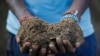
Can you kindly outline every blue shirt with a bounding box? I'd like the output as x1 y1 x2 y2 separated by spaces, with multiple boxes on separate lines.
6 0 94 37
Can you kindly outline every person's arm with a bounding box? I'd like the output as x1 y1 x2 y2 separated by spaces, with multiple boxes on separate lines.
5 0 33 23
65 0 90 19
5 1 49 56
48 0 90 55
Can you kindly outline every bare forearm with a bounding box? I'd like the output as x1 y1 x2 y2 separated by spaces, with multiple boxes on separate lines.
5 0 33 19
65 0 90 19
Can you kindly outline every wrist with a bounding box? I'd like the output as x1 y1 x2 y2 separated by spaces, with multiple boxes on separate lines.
63 10 80 22
64 10 81 19
19 15 34 25
62 14 79 22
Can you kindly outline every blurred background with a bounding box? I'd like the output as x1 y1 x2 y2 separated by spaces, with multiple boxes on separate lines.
0 0 100 56
0 0 8 56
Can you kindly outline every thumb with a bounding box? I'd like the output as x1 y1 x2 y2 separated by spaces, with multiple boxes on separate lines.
16 37 21 44
75 38 84 48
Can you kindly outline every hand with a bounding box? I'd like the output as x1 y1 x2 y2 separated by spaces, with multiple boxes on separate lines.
16 16 84 56
19 15 34 25
29 44 54 56
26 37 84 56
16 36 84 56
48 37 84 55
16 38 48 56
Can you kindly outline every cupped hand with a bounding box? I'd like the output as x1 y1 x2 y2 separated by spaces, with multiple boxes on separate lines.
48 37 84 55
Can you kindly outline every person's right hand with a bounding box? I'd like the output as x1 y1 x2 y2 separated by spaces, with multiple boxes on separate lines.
17 39 48 56
16 16 49 56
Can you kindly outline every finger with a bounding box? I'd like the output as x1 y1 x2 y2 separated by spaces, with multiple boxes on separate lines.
16 37 21 44
56 38 66 53
63 40 75 53
75 38 84 48
49 42 58 53
38 48 47 56
21 42 31 53
30 44 39 56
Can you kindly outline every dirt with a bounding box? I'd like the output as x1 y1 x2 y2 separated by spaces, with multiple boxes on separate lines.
16 17 83 54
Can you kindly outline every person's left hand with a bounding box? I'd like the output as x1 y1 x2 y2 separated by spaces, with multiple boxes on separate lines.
47 37 84 56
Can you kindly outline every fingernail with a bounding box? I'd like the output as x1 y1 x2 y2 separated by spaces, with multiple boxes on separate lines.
32 45 38 47
32 45 39 50
29 48 32 52
16 38 20 43
23 42 31 47
49 43 54 47
63 40 68 45
76 42 80 48
56 37 60 40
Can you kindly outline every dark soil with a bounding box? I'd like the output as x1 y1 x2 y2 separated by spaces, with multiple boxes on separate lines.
16 17 83 54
